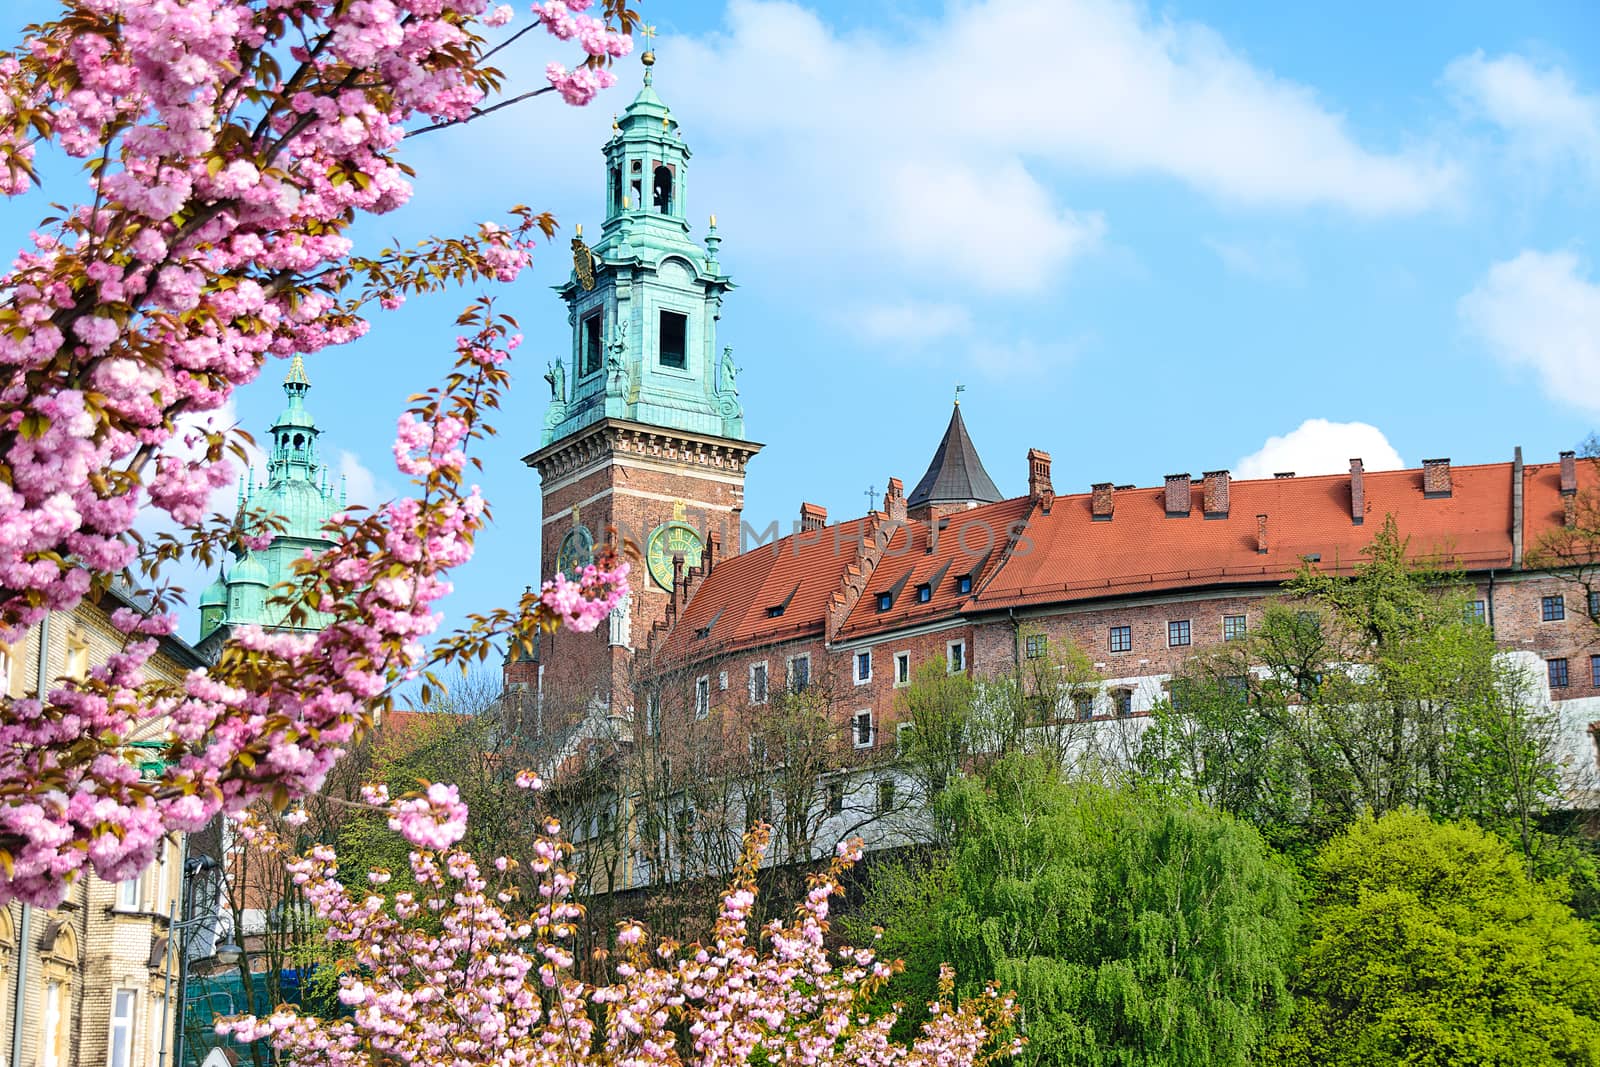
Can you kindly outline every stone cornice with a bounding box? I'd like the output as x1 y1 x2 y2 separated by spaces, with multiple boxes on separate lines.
524 418 763 484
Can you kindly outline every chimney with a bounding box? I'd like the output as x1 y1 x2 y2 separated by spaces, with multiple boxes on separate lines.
1349 458 1365 526
1565 496 1578 529
1164 473 1191 517
1256 514 1269 554
1422 458 1452 498
1202 470 1230 518
1028 449 1053 501
1561 450 1578 496
1091 482 1114 521
799 501 827 532
703 528 719 575
884 477 907 524
1274 472 1295 479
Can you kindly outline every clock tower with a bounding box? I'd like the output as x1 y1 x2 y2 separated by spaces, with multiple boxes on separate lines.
521 53 761 724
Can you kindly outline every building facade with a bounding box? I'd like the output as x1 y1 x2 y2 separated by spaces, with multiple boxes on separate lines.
1 592 209 1067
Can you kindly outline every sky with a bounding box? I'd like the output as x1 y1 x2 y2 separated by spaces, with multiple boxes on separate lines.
3 0 1599 643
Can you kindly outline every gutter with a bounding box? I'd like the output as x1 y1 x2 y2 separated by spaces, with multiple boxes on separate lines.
10 613 50 1067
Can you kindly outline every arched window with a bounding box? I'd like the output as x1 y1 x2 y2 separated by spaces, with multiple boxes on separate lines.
39 919 80 1067
292 433 305 450
652 165 673 214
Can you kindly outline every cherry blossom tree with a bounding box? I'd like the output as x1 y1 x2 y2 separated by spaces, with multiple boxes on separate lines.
0 0 634 907
221 783 1021 1067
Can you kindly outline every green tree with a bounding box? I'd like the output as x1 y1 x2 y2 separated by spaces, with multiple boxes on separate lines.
1136 516 1562 855
868 757 1300 1067
1279 809 1600 1066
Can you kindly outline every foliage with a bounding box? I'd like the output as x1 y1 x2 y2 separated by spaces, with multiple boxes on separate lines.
0 0 634 904
1135 515 1563 855
223 785 1022 1067
1278 809 1600 1066
869 757 1300 1067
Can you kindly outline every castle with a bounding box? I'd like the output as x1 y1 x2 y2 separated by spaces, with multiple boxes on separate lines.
511 61 1599 882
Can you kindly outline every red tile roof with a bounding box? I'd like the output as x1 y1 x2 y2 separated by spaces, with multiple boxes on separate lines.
653 456 1592 664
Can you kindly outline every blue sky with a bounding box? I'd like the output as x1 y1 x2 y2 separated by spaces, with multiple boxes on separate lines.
4 0 1599 642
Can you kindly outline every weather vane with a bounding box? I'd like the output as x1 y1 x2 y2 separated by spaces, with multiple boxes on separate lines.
640 24 657 54
954 383 966 405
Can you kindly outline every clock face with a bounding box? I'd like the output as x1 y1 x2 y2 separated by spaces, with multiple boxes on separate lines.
647 521 704 590
556 524 594 580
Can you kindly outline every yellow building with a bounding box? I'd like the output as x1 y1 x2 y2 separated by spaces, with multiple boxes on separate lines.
1 587 210 1067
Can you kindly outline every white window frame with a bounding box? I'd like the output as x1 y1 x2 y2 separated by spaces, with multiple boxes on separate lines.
41 979 64 1067
65 627 89 681
694 676 710 719
109 988 137 1067
896 721 913 755
946 640 966 674
852 709 873 749
893 651 911 687
718 670 728 691
116 876 141 912
854 649 872 686
787 653 811 691
0 642 10 696
748 661 769 705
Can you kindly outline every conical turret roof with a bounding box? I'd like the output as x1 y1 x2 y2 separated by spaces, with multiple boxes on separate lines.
907 403 1002 509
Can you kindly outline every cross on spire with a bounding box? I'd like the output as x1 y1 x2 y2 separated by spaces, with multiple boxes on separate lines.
864 485 878 511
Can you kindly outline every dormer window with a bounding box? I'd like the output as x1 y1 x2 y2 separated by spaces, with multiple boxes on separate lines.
957 575 973 594
658 310 687 369
652 164 673 214
767 604 785 618
916 584 931 603
877 592 892 612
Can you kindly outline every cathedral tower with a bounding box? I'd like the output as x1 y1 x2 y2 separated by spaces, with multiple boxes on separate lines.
198 356 343 643
523 53 761 718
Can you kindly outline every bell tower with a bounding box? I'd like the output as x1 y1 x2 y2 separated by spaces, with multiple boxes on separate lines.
522 52 761 724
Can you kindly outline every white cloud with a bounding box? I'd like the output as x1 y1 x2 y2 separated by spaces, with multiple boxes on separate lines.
1444 51 1600 172
1235 419 1404 479
336 449 390 509
854 301 972 346
1459 250 1600 414
1204 237 1303 284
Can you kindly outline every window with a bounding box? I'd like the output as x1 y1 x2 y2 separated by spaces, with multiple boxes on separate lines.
1542 595 1566 622
65 628 89 680
1223 614 1247 641
652 165 673 214
1223 675 1250 702
749 662 768 705
117 877 140 911
658 309 687 369
896 721 913 755
1467 599 1487 624
916 583 932 603
788 654 811 691
109 989 137 1067
609 164 622 214
1593 655 1600 689
1168 620 1191 647
1072 692 1094 720
876 592 892 612
826 780 844 815
894 651 911 687
694 676 710 719
580 311 602 377
947 640 966 673
41 980 64 1067
644 691 660 737
876 778 896 814
855 650 872 684
1112 688 1133 717
1025 634 1046 659
1549 658 1570 689
1590 590 1600 620
1109 626 1132 653
718 671 728 691
853 709 873 748
0 641 10 695
957 575 973 595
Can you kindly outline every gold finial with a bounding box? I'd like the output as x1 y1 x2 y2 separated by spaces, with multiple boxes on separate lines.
954 383 966 406
640 24 656 65
575 223 582 237
622 195 630 209
709 213 717 228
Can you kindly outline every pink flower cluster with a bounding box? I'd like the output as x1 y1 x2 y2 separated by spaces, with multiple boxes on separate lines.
220 795 1021 1067
0 0 631 906
539 558 630 633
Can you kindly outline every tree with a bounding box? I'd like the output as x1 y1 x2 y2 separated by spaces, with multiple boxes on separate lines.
219 783 1021 1067
1136 516 1563 855
867 756 1300 1067
0 0 634 904
1279 809 1600 1067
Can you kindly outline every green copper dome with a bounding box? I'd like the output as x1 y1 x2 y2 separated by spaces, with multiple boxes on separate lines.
199 357 343 643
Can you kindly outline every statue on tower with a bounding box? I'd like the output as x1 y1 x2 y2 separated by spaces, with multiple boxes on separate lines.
717 345 740 397
605 333 628 399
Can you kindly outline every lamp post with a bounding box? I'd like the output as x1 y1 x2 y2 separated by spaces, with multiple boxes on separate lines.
156 858 241 1067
